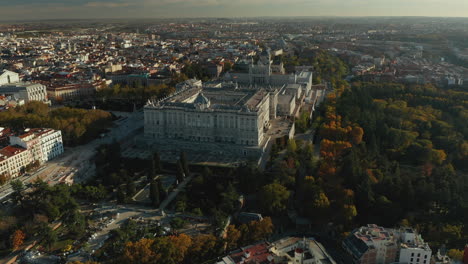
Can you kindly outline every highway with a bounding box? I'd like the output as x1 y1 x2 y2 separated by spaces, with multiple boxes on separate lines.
0 110 144 201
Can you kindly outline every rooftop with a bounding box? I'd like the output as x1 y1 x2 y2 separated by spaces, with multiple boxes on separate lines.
0 145 26 162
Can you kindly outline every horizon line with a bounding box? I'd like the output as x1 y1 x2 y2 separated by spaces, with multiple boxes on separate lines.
2 15 468 23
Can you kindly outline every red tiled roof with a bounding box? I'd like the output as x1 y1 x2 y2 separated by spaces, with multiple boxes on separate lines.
0 145 26 158
229 243 273 264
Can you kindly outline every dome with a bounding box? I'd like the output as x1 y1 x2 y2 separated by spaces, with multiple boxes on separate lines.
194 92 210 106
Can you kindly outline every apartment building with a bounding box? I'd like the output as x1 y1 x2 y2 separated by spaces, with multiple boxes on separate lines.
0 128 63 179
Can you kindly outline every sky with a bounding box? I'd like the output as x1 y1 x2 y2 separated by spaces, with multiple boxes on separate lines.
0 0 468 20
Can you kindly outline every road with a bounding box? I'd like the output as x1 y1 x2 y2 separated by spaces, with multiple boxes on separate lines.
0 110 144 201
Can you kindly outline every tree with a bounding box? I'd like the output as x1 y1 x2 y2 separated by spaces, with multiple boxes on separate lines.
287 139 297 153
176 160 185 184
312 192 331 209
187 234 218 263
122 238 155 264
342 204 357 222
225 225 241 250
350 126 364 145
168 234 192 263
11 229 26 250
148 158 156 181
157 178 167 201
10 179 24 205
0 173 9 186
43 227 57 251
69 262 100 264
66 210 86 236
258 183 290 215
126 179 136 198
180 152 190 177
149 180 160 207
247 217 274 242
170 217 187 229
447 249 464 261
154 152 162 173
117 186 127 203
175 200 187 212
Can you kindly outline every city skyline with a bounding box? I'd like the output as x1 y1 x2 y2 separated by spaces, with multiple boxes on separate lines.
1 0 468 20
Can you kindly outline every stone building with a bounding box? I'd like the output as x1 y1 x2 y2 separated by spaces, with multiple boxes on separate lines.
145 84 271 157
143 52 313 160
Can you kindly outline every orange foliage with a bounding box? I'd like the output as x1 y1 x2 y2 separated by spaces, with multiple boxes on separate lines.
321 139 352 158
350 126 364 145
11 229 26 251
318 162 337 177
168 233 192 262
122 238 155 264
367 169 378 184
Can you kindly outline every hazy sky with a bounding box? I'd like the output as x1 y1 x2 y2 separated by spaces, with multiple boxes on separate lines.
1 0 468 20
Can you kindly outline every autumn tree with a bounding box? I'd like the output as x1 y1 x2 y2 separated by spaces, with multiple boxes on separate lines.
350 126 364 145
11 229 26 250
186 234 219 263
225 225 241 250
247 217 274 243
0 173 9 186
166 234 192 264
122 238 156 264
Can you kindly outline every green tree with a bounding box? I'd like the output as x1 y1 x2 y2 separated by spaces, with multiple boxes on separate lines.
258 183 290 215
117 186 127 203
287 139 297 153
186 234 219 264
157 179 167 201
154 152 162 173
10 179 24 205
126 179 136 198
180 152 190 177
149 180 160 207
176 160 185 184
447 249 464 261
43 226 57 251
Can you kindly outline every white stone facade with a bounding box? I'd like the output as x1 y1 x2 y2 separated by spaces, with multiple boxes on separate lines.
0 70 20 85
397 229 432 264
0 128 64 179
0 146 33 178
144 57 313 159
145 88 270 148
0 83 49 103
